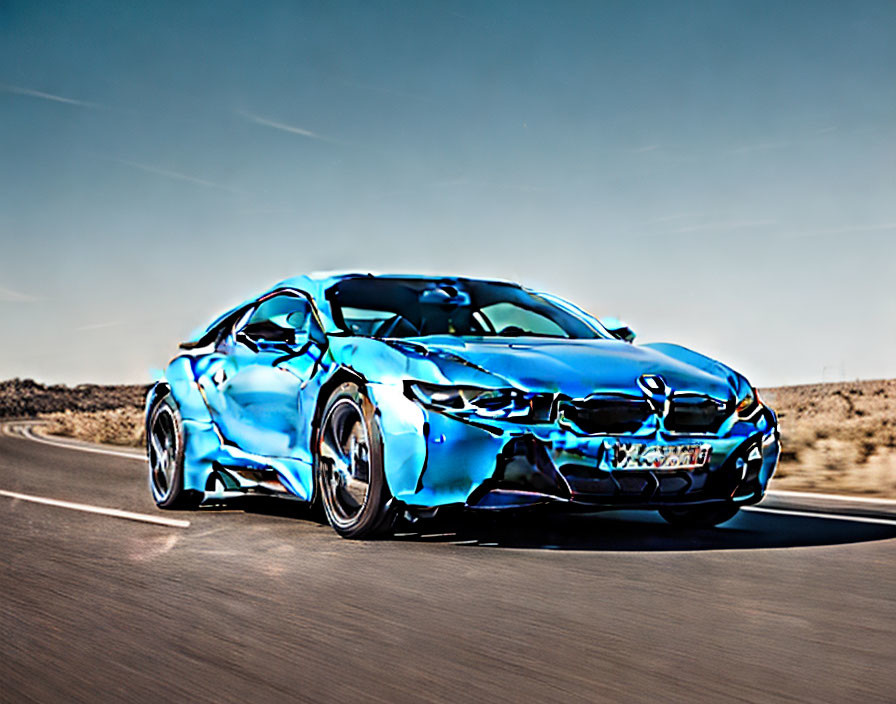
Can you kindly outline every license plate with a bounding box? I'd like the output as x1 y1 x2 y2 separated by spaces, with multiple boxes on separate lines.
609 442 711 471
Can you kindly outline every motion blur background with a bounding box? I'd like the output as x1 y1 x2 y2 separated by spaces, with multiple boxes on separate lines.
1 0 894 385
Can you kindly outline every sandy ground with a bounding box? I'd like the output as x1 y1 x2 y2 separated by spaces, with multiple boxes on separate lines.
39 407 146 448
4 377 895 498
761 379 896 497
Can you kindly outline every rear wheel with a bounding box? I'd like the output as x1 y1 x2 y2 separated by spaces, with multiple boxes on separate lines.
316 382 395 539
659 503 739 528
147 394 200 509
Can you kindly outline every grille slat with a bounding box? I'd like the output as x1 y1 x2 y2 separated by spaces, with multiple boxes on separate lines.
664 395 731 433
559 391 732 436
559 395 653 435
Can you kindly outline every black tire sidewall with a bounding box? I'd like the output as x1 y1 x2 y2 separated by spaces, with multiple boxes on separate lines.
148 394 192 509
316 382 392 538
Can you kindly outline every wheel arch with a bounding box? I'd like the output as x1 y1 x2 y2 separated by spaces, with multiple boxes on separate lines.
144 381 172 440
310 366 368 450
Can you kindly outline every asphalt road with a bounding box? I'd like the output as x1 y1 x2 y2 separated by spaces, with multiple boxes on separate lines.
2 423 895 703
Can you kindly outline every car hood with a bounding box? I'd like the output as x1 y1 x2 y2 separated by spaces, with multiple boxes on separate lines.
363 336 746 401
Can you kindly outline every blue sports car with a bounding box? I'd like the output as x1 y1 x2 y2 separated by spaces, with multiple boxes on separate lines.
146 273 780 538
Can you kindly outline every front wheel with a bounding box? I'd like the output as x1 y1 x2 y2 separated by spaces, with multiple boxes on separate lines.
316 382 396 539
658 503 739 528
147 394 200 509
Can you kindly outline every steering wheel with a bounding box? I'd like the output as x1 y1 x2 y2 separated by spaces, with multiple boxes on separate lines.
373 315 420 338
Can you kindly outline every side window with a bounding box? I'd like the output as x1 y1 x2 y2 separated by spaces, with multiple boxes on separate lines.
238 293 312 345
478 302 568 338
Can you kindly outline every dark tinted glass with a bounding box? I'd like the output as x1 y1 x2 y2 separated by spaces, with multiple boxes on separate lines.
326 277 601 340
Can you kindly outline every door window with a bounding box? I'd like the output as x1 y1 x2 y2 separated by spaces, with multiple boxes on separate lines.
239 293 312 345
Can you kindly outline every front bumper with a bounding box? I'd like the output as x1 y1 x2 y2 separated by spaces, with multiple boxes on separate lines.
372 383 780 511
465 427 779 510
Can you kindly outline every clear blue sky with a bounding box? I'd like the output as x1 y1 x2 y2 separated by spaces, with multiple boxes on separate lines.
1 0 893 386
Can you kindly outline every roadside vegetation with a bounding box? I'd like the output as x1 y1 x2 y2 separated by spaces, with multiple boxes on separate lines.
39 408 145 448
762 379 896 496
0 378 147 448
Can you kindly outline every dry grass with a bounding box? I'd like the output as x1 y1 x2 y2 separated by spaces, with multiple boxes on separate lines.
0 377 147 449
39 408 145 448
761 379 896 497
0 378 148 417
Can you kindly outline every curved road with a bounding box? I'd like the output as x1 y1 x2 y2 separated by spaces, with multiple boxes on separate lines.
2 423 895 703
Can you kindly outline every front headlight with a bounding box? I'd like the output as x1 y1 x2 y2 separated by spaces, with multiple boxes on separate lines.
404 382 535 420
735 385 762 419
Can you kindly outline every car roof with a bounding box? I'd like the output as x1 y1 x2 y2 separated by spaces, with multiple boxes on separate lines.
275 271 517 292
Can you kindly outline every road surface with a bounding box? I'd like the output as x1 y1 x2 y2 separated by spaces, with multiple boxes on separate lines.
2 422 895 703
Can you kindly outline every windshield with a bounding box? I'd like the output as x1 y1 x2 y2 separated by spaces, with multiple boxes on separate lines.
326 277 604 340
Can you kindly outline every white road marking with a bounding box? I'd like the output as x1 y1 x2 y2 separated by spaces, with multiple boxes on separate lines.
743 506 896 526
0 489 190 528
18 424 145 461
767 489 896 506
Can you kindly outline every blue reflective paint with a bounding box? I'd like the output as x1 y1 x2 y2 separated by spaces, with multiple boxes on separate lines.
149 272 779 510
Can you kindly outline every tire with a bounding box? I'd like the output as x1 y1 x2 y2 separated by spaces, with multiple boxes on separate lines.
315 382 395 539
147 394 200 509
658 503 739 528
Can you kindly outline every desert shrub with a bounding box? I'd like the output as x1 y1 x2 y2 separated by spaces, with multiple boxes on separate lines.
762 378 896 496
40 408 145 448
0 378 149 417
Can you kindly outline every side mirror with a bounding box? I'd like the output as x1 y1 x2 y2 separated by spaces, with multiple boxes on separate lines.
601 317 636 343
255 338 293 354
239 321 296 346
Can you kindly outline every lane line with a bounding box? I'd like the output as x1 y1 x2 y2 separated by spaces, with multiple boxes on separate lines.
767 489 896 506
743 506 896 527
0 489 190 528
419 533 459 539
18 425 145 461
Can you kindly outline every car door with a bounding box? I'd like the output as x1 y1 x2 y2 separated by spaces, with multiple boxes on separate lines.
200 290 324 461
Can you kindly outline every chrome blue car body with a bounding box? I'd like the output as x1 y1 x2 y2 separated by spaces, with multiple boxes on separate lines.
146 273 779 521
